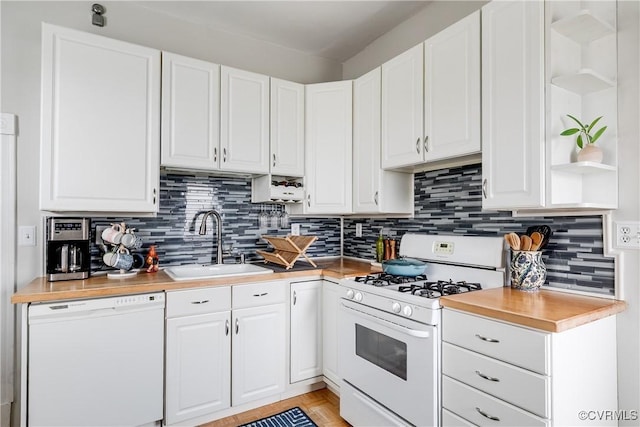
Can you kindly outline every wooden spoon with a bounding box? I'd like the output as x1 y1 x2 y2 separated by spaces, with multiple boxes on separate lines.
520 234 532 251
530 231 543 251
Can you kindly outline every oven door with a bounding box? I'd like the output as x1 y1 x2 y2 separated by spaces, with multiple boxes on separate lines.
339 299 439 427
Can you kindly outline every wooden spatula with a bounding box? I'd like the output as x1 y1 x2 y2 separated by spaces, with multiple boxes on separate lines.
530 231 543 251
505 232 520 251
520 234 532 251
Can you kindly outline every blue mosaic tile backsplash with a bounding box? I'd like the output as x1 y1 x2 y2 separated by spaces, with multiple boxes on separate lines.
90 171 341 272
91 164 615 296
343 164 615 296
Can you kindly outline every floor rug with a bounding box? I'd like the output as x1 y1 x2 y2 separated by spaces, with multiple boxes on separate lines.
238 406 318 427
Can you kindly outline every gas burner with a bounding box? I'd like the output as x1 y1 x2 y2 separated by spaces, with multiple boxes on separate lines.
397 280 482 299
355 273 428 287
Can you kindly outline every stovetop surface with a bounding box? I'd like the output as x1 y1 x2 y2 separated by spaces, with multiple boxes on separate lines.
354 273 482 299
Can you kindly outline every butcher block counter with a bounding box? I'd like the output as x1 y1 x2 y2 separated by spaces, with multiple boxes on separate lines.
12 258 378 304
440 286 626 333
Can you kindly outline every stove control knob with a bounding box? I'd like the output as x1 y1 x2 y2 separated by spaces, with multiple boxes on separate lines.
354 292 363 302
403 305 413 317
391 302 401 313
346 289 355 300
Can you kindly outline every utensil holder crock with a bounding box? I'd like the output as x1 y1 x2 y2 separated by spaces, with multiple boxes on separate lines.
510 251 546 291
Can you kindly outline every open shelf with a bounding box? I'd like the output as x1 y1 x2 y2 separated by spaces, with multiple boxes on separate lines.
551 161 617 175
551 69 615 95
551 10 615 44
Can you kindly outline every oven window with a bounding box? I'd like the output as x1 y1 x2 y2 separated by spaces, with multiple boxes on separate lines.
355 324 407 380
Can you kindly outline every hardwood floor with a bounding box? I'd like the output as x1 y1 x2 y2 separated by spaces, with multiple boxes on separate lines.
202 388 350 427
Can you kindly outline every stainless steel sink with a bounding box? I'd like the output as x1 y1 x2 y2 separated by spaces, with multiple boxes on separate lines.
164 263 273 281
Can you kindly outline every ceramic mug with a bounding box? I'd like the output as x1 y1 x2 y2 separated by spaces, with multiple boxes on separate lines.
103 249 133 270
101 224 123 245
121 233 142 250
510 251 546 291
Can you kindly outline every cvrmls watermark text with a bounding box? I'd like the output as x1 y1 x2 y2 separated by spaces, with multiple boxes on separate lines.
578 410 638 421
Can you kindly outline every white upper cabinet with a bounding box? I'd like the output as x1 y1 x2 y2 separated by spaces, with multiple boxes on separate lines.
270 78 305 177
381 44 424 169
220 66 270 174
353 67 413 214
40 24 160 213
303 81 353 214
481 0 545 210
161 52 220 170
424 11 480 162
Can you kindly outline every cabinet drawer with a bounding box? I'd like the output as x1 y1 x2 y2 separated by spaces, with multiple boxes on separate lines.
443 309 549 374
166 286 231 318
442 408 476 427
443 343 550 418
232 281 286 309
443 376 549 427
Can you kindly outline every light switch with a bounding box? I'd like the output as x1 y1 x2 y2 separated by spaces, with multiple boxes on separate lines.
18 225 37 246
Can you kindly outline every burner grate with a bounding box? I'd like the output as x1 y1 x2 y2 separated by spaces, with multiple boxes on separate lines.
398 279 482 299
355 273 428 287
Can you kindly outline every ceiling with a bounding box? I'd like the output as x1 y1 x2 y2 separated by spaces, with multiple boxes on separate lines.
136 1 431 62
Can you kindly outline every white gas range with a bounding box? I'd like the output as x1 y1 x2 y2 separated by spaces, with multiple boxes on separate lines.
338 233 507 427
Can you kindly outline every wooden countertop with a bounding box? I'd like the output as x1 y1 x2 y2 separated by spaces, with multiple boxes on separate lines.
12 258 380 304
440 287 627 333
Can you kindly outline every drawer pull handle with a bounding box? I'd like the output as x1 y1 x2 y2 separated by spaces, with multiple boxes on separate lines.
415 137 420 154
225 319 229 336
235 318 239 335
475 370 500 382
190 300 210 305
476 407 500 422
475 333 500 343
293 291 297 305
252 292 268 297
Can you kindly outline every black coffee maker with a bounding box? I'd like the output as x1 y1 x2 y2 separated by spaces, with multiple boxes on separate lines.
46 218 91 281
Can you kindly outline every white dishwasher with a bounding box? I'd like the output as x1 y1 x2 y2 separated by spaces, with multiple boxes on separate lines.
28 292 165 427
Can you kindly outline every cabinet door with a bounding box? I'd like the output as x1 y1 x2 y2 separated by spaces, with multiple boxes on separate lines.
381 44 424 169
353 68 414 214
220 66 270 174
481 1 545 209
353 68 382 213
165 311 231 425
271 78 304 176
322 280 342 385
305 81 353 214
290 281 323 383
424 11 480 162
161 52 220 170
232 303 286 406
40 24 160 213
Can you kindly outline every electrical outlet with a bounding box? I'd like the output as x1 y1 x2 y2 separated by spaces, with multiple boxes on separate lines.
615 221 640 249
355 223 363 237
18 225 37 246
291 223 301 236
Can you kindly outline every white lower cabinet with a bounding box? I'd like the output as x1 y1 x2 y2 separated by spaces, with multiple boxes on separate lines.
322 279 341 386
232 281 287 406
290 280 323 383
442 309 618 427
165 287 232 426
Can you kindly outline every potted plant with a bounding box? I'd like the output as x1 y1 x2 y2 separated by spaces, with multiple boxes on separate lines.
560 115 607 163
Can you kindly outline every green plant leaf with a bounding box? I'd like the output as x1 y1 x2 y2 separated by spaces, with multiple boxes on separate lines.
560 128 580 136
590 126 608 144
567 114 587 131
587 116 603 133
577 134 584 149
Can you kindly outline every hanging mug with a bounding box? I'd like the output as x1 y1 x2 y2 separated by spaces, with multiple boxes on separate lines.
101 223 123 245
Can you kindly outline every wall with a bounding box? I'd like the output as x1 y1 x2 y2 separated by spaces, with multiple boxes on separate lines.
344 164 615 296
90 172 341 272
342 0 488 80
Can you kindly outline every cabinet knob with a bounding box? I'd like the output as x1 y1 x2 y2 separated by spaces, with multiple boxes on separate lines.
482 179 488 199
152 188 157 205
374 191 379 205
475 370 500 382
225 319 229 336
424 136 430 152
223 148 227 163
307 194 311 208
273 154 276 167
214 147 218 163
475 333 500 343
415 137 421 154
475 407 500 422
235 318 239 335
293 291 297 305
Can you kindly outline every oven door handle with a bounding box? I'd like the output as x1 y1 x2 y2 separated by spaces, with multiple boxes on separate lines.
341 302 431 339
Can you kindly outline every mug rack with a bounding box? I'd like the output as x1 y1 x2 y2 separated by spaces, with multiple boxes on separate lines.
101 221 141 279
